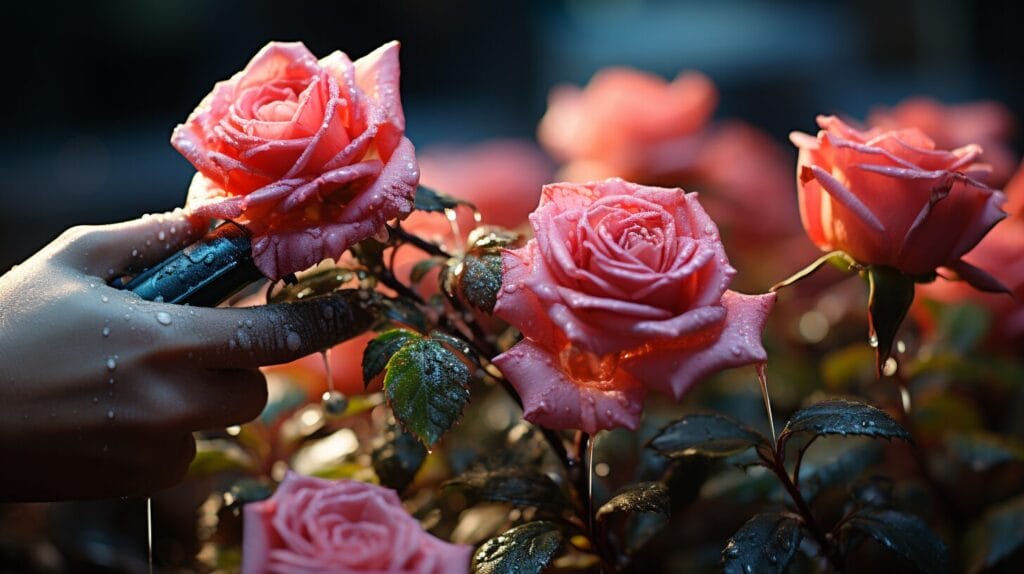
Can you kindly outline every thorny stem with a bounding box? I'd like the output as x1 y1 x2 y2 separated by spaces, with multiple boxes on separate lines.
389 223 453 259
763 445 843 572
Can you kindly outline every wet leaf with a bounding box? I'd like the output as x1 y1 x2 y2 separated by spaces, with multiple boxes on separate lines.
649 413 768 458
596 482 670 521
457 253 503 313
840 508 950 574
362 329 421 388
409 257 445 284
946 431 1024 473
372 423 428 493
722 513 803 574
780 399 910 446
385 338 471 447
472 521 563 574
798 439 884 501
444 468 569 512
866 265 916 377
415 185 474 213
966 494 1024 573
376 295 429 333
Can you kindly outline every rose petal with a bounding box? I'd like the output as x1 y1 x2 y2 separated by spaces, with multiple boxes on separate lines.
623 291 775 400
493 339 645 433
354 41 404 160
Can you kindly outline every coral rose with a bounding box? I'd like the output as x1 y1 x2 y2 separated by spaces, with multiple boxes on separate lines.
790 115 1007 282
493 179 775 433
172 41 419 280
868 97 1017 186
538 68 716 184
243 472 471 574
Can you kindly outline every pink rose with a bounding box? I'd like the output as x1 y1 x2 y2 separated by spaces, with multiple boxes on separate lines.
790 115 1007 281
493 179 775 433
418 139 553 230
172 41 419 280
868 97 1017 186
243 472 470 574
538 69 716 183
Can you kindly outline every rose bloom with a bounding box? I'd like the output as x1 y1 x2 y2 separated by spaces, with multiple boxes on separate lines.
243 472 471 574
172 41 419 280
790 115 1007 282
493 179 775 433
538 68 716 184
868 97 1017 186
917 163 1024 345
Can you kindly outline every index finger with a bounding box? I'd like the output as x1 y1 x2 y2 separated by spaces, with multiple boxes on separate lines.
184 290 377 368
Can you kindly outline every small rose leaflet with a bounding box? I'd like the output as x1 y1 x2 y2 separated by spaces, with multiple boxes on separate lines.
493 178 775 433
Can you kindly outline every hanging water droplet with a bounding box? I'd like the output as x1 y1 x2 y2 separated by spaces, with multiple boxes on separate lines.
322 391 349 415
868 332 879 348
882 357 898 377
155 312 172 326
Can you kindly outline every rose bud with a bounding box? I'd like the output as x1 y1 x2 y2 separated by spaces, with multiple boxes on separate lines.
790 115 1007 283
243 472 471 574
492 179 775 433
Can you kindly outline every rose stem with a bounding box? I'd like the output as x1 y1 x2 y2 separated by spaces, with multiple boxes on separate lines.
763 443 843 571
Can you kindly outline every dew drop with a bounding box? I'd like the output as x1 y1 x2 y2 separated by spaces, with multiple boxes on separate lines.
155 312 172 326
322 391 349 415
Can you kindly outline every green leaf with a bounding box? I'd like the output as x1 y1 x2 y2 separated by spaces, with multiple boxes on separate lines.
457 253 503 313
372 423 428 493
966 494 1024 573
771 250 855 292
414 185 474 213
722 513 803 574
472 521 563 574
946 431 1024 473
780 399 911 446
596 482 670 521
840 509 950 574
409 257 445 285
649 413 768 458
384 338 471 446
444 468 569 512
799 439 884 501
376 295 429 333
362 329 421 388
866 265 916 377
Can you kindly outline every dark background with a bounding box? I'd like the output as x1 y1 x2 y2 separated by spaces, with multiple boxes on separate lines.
1 0 1022 271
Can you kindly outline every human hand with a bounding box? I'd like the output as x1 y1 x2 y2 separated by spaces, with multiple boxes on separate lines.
0 211 373 501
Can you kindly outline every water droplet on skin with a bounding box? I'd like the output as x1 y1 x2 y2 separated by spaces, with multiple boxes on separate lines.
102 326 110 337
157 231 166 241
286 331 302 351
106 409 115 420
155 312 172 326
106 357 117 371
108 377 115 385
101 295 109 303
154 295 164 303
131 249 139 257
244 319 253 328
92 396 99 404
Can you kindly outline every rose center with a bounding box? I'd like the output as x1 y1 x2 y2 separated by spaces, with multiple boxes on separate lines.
559 345 620 386
255 98 299 122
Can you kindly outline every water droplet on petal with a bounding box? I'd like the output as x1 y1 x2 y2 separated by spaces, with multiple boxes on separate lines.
155 312 172 326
